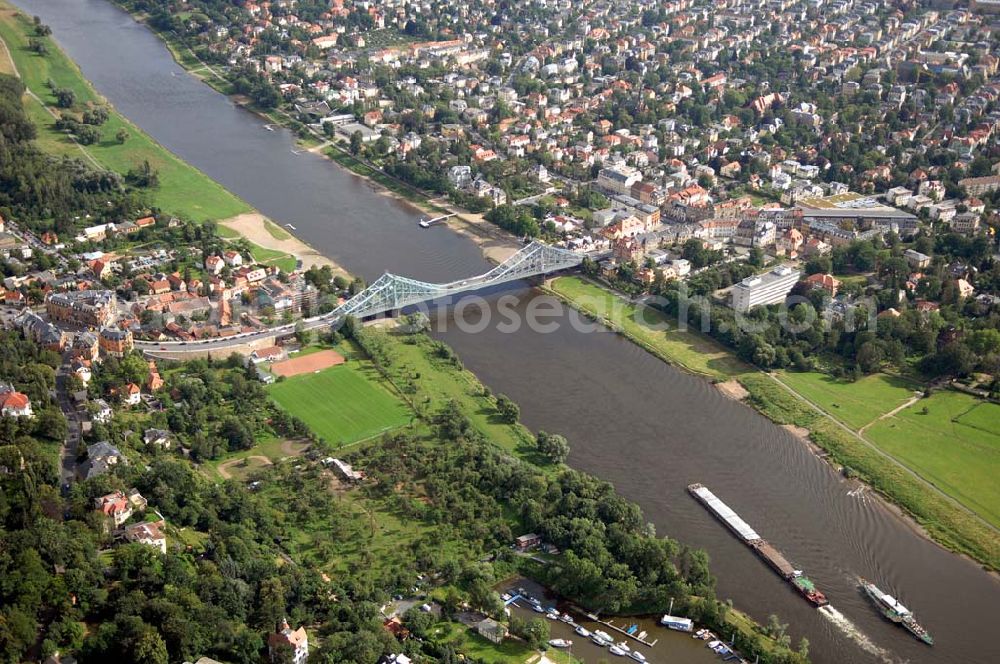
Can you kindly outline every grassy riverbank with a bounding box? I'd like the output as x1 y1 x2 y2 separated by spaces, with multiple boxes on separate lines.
0 3 250 221
548 276 1000 571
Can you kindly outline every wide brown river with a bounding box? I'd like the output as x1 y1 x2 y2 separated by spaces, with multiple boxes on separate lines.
14 2 1000 662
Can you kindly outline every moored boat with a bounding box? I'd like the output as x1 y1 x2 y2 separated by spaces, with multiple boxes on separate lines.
574 625 591 637
548 638 572 648
660 614 694 632
609 645 626 656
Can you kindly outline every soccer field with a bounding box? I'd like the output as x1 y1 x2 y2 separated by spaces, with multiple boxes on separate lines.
268 362 411 445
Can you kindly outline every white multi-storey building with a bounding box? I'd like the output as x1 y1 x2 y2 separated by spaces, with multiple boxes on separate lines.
731 266 801 313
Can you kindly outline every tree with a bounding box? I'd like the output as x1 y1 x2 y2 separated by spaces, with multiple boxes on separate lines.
495 394 519 423
517 618 549 649
294 321 311 346
54 88 76 108
536 430 570 464
116 128 129 144
349 130 363 155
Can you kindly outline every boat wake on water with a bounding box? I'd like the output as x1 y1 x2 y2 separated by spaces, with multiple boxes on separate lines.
818 605 893 663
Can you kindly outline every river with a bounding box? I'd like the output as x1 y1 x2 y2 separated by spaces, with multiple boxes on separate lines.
13 2 1000 663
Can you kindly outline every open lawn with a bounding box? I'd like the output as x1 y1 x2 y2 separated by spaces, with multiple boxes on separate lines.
866 391 1000 529
268 361 411 446
548 276 751 379
430 621 538 664
203 436 310 480
0 4 250 221
249 244 297 273
776 371 920 430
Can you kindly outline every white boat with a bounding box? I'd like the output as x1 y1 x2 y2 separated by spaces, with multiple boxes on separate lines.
593 630 613 643
501 593 512 601
609 645 627 656
532 604 545 613
707 640 722 649
628 651 647 662
545 612 559 620
615 641 631 652
559 613 575 623
591 634 611 647
418 219 431 228
548 639 572 648
574 626 591 637
660 614 694 632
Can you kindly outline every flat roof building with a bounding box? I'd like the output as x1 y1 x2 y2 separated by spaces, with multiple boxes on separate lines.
731 265 801 313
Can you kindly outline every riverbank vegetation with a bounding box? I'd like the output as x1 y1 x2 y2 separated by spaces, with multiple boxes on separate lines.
0 3 250 222
548 275 1000 571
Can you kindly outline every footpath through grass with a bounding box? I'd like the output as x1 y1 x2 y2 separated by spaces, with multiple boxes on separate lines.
0 4 250 222
776 371 920 430
267 357 411 446
548 276 751 379
866 391 1000 529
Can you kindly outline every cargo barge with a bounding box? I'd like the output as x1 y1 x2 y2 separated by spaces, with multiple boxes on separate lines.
688 483 828 607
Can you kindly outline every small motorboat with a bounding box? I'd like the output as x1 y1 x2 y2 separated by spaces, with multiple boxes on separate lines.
548 639 572 648
628 651 647 662
591 633 611 647
574 626 591 637
532 604 545 613
559 613 575 624
609 645 627 656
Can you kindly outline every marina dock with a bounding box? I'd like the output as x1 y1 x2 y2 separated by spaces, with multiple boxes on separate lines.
583 612 658 647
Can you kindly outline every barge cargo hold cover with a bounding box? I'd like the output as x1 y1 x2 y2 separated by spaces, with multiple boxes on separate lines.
688 484 760 542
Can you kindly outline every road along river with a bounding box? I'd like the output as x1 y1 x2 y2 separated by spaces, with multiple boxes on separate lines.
14 2 1000 663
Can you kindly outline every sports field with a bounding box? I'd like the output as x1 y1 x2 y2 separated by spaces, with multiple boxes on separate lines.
268 362 410 445
866 391 1000 528
270 348 344 377
776 371 919 430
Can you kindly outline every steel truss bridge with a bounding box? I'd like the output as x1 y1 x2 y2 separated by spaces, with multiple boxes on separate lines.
136 241 585 354
333 240 583 319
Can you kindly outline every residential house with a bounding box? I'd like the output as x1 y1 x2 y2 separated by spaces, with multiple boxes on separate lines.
94 491 133 527
99 327 134 358
268 620 308 664
0 384 32 418
476 618 507 645
143 428 172 449
84 441 126 480
123 383 141 406
805 273 841 296
124 520 167 554
205 255 224 275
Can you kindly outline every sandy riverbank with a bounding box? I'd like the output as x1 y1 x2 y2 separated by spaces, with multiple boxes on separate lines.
220 212 347 275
